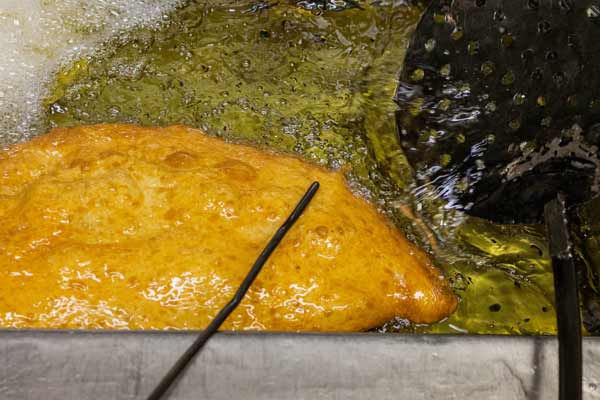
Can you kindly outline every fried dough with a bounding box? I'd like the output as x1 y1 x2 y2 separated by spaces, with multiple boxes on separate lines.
0 124 456 331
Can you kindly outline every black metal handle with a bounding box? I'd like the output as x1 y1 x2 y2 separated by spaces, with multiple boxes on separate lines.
145 181 320 400
544 194 582 400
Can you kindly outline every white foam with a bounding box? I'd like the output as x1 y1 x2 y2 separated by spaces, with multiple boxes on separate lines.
0 0 184 145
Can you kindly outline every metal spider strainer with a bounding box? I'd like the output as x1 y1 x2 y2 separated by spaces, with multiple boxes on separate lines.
396 1 600 399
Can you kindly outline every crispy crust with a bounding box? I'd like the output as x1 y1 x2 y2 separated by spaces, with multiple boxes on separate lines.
0 124 456 331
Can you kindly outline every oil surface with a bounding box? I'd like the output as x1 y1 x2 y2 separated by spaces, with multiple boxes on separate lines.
35 0 600 334
0 0 184 143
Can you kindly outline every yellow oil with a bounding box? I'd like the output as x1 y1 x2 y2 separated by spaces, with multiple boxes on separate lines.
41 0 599 335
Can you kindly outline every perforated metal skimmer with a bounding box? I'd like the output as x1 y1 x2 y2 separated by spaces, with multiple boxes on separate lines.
396 0 600 224
396 1 600 399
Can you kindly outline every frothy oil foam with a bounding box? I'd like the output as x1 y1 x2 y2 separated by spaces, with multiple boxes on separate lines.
0 0 184 145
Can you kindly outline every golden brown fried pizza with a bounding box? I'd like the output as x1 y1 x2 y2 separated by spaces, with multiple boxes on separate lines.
0 124 456 331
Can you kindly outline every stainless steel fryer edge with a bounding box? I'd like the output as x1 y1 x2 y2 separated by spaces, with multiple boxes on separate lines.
1 330 599 400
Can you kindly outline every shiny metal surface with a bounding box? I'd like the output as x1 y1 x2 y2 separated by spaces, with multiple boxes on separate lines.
1 330 600 400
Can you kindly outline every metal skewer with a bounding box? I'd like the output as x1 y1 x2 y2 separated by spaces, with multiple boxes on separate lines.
145 181 320 400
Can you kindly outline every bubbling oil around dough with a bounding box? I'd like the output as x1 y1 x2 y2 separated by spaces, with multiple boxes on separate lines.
0 0 184 145
2 0 574 335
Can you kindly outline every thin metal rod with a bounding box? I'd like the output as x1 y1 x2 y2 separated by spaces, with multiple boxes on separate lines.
544 194 582 400
145 181 320 400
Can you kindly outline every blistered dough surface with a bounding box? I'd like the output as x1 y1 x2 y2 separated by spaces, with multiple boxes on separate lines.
0 124 456 331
